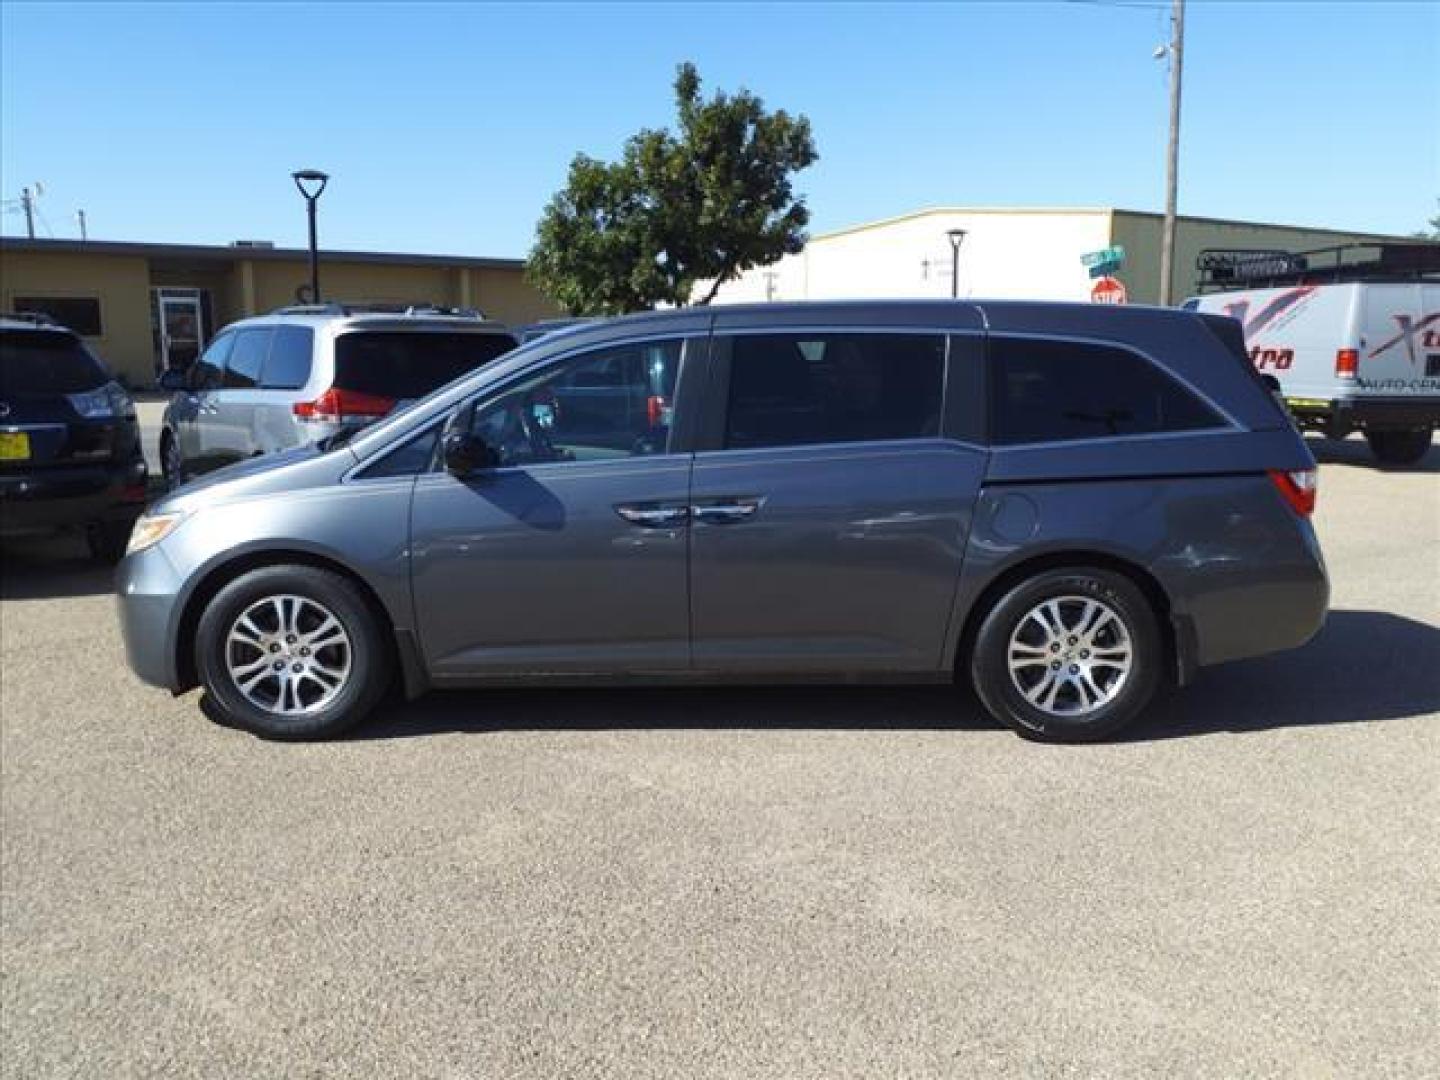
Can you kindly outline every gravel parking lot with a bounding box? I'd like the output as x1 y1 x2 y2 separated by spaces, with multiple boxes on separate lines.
2 432 1437 1078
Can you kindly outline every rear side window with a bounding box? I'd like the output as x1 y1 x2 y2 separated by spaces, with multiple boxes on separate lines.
990 337 1226 445
262 326 314 390
224 328 272 389
334 331 517 401
723 332 945 450
0 330 109 393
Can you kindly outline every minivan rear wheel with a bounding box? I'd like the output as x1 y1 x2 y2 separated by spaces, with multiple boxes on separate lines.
195 565 392 740
1365 427 1433 467
970 568 1162 742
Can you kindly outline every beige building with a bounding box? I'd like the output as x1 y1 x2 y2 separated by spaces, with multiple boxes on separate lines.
0 238 558 385
707 207 1404 307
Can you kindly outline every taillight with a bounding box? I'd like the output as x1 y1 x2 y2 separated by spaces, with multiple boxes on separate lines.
646 394 671 428
1269 468 1317 516
293 387 395 423
1335 348 1358 379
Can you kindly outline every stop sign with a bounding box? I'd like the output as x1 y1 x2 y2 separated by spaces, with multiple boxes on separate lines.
1091 276 1128 304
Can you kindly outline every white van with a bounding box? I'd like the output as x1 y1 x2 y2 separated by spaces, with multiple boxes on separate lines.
1185 244 1439 465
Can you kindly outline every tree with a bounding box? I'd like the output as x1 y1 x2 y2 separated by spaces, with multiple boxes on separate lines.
1412 198 1440 240
527 63 818 315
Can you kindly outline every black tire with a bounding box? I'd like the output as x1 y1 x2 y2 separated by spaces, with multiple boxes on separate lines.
160 430 184 490
1365 427 1433 467
969 567 1163 743
195 564 392 740
86 521 131 564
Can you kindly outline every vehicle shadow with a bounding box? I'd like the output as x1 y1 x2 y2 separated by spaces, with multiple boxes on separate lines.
0 536 114 600
1306 432 1440 473
345 609 1438 743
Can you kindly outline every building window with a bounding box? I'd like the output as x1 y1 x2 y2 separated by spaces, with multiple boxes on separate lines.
12 296 104 337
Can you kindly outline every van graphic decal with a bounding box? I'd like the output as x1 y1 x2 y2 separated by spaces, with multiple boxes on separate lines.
1366 312 1440 366
1223 285 1318 339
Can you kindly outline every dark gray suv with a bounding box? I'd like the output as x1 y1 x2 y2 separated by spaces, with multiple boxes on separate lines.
117 301 1328 743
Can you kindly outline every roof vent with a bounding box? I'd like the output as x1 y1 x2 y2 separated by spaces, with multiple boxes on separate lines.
229 240 276 249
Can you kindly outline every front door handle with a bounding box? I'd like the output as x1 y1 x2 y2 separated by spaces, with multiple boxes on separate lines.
692 497 765 525
615 502 690 528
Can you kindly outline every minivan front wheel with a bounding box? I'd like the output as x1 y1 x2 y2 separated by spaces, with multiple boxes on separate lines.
970 568 1162 742
195 565 392 740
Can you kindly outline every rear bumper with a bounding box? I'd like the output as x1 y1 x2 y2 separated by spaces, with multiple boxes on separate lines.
1186 515 1329 670
115 541 185 690
1288 395 1440 432
0 458 148 537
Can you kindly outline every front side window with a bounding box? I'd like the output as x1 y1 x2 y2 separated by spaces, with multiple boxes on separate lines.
468 338 683 467
189 333 233 391
223 328 272 389
991 337 1226 445
261 326 315 390
723 332 945 450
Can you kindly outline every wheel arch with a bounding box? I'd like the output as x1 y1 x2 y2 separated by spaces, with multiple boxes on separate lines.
953 550 1187 685
173 548 422 696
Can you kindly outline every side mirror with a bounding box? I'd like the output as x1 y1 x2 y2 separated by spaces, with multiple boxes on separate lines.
442 430 500 475
158 368 188 392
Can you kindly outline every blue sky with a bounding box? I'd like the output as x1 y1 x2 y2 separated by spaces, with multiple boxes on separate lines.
3 1 1436 257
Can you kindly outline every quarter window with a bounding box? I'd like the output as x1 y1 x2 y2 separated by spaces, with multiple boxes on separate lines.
723 332 945 450
468 339 683 466
261 326 315 389
223 329 272 389
990 337 1226 445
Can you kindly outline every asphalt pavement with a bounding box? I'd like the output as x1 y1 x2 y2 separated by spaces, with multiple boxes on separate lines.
1 433 1437 1078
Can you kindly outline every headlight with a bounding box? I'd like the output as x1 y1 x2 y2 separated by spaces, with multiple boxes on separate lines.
67 381 135 419
126 511 186 555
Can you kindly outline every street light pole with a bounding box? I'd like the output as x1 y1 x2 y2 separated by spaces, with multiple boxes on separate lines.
1158 0 1185 306
290 169 330 304
946 228 968 299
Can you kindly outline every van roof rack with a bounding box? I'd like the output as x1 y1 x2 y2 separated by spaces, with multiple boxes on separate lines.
267 301 488 319
1195 241 1440 293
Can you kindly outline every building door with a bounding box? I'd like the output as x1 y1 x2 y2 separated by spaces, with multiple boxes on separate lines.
156 290 206 374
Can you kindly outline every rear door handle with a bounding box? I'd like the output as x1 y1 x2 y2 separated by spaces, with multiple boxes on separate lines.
615 502 690 528
692 497 765 525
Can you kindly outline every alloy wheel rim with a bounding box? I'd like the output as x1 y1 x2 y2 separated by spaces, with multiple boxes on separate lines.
225 594 352 716
1006 595 1133 717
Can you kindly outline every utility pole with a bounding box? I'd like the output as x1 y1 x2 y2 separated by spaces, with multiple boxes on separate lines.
21 187 35 239
1158 0 1185 306
77 209 88 241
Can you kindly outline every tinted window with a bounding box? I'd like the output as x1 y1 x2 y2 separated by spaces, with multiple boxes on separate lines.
0 330 109 393
262 326 314 390
190 333 232 390
335 331 517 401
12 297 103 337
723 332 944 450
356 427 440 479
991 337 1226 445
470 339 683 466
224 329 272 389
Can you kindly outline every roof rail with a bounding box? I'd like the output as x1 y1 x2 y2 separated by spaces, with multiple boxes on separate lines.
1195 241 1440 292
266 301 488 319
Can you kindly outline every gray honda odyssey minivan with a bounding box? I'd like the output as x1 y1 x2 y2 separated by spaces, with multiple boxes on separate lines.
117 301 1328 743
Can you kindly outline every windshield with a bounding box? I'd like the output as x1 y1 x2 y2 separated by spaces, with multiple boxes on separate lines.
0 330 111 394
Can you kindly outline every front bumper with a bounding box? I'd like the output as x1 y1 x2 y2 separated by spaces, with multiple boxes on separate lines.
0 458 148 537
115 540 186 690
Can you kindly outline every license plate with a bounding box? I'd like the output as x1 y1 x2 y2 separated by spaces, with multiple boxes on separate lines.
0 432 30 461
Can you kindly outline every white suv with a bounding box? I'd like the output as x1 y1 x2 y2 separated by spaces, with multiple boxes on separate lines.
159 304 517 486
